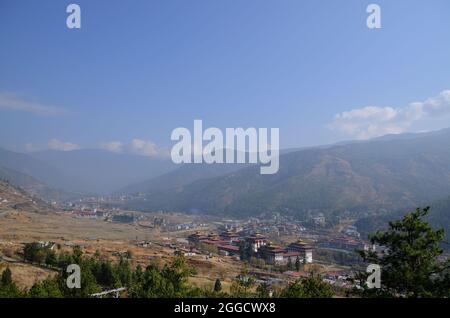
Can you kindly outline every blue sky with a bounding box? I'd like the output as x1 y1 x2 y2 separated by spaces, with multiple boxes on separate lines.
1 0 450 154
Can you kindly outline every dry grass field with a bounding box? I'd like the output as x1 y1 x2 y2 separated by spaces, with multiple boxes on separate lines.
0 206 243 290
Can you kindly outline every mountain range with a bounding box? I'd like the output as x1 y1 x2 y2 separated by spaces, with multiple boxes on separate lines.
1 129 450 225
0 166 74 202
30 149 176 194
355 196 450 243
0 148 178 196
119 128 450 220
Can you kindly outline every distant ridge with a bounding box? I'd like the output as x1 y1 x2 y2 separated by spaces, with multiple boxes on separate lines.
121 128 450 220
30 149 176 194
0 166 76 202
0 147 80 193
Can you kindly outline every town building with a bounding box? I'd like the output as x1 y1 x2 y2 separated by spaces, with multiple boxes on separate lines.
187 232 209 244
219 230 240 244
319 236 365 251
286 240 313 263
258 244 286 265
245 233 268 253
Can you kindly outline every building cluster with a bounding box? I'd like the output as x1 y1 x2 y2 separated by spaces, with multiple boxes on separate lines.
187 230 240 256
225 214 308 237
68 207 110 220
318 235 371 251
254 236 313 265
144 216 210 232
36 241 57 250
322 270 358 289
188 230 313 266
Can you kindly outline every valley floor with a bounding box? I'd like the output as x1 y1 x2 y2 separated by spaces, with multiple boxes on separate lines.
0 209 245 291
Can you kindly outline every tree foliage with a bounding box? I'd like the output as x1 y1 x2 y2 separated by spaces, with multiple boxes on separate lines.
0 267 22 298
279 274 334 298
358 207 450 297
214 278 222 292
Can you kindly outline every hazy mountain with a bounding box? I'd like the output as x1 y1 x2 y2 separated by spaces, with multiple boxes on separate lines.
117 148 262 195
0 147 78 192
355 197 450 245
0 147 177 196
30 149 176 194
118 148 307 195
119 163 250 195
0 167 76 202
123 129 450 219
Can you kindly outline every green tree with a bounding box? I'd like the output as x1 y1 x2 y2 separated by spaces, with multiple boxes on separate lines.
0 267 22 298
23 242 41 262
116 257 132 287
1 267 13 285
280 274 333 298
162 255 194 296
214 278 222 292
295 256 301 272
129 255 197 298
97 261 120 288
230 266 254 297
45 250 58 267
358 207 450 298
256 282 272 298
238 240 253 261
60 263 101 297
72 246 83 264
28 278 63 298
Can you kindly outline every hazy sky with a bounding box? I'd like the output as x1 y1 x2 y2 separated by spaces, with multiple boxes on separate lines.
1 0 450 155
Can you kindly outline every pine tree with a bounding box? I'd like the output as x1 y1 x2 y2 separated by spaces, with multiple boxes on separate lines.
0 267 21 298
28 278 63 298
1 267 13 285
358 207 450 298
214 278 222 292
280 274 333 298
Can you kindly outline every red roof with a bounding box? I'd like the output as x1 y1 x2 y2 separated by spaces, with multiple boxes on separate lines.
201 240 230 246
218 245 240 252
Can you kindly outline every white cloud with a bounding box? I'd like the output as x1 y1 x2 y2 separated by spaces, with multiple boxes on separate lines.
26 138 168 157
0 92 69 116
99 141 124 153
99 138 169 158
24 139 81 152
47 139 80 151
330 90 450 139
130 139 160 157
